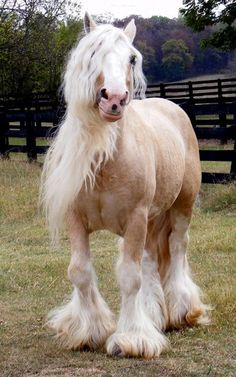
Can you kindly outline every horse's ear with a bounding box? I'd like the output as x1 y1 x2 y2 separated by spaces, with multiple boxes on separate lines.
84 12 97 34
124 19 136 43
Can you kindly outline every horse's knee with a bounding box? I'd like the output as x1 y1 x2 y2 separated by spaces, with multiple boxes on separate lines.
68 258 92 291
117 258 141 296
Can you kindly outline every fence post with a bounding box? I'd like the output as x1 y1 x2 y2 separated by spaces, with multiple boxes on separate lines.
188 81 196 128
0 112 9 159
231 139 236 176
26 111 37 162
160 83 166 98
218 79 227 144
20 103 25 129
230 103 236 176
188 81 193 102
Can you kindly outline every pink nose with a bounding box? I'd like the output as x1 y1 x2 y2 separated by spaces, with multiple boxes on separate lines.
100 88 129 113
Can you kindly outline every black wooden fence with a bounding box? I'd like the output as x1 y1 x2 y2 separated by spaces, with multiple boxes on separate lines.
0 77 236 183
0 92 64 161
147 78 236 183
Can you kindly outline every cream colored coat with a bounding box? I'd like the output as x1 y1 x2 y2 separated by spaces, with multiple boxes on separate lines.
75 98 200 237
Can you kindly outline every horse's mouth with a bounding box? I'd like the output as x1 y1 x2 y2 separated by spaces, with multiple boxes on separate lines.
98 106 123 122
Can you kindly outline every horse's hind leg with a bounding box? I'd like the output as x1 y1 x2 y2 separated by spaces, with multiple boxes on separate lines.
141 249 168 331
163 205 209 328
46 211 115 350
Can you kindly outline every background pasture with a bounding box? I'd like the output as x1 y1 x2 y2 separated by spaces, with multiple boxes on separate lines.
0 155 235 377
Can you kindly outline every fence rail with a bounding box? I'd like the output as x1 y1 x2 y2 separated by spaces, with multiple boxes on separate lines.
0 77 236 184
146 77 236 103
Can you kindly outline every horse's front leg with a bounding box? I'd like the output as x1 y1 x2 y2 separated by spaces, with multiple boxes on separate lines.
47 211 115 350
106 207 168 359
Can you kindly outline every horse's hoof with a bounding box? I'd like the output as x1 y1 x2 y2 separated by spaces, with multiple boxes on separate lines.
106 330 168 359
111 343 123 357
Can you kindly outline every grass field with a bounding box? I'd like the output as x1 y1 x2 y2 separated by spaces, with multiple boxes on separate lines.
0 155 236 377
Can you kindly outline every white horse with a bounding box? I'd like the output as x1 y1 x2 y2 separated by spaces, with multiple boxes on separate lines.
41 13 209 359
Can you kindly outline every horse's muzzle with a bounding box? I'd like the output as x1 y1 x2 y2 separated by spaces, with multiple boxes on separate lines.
97 89 129 122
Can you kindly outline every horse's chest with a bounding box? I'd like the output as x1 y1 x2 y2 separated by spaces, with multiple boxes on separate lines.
77 180 134 235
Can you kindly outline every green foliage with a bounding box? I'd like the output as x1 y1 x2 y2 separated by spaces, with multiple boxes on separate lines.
116 15 231 83
135 40 158 81
161 39 193 81
0 3 234 94
0 0 83 94
181 0 236 51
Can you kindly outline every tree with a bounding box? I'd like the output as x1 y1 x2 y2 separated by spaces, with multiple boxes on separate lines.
135 40 159 81
181 0 236 51
161 39 193 81
0 14 18 92
0 0 82 94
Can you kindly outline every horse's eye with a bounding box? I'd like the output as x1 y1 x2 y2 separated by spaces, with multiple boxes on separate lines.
130 55 136 66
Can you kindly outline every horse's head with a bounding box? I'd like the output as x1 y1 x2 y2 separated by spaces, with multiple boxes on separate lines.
64 13 146 123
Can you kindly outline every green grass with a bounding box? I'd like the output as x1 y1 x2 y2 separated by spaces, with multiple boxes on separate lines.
8 136 50 147
0 156 236 377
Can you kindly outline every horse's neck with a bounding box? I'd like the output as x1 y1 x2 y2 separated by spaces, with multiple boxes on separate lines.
73 114 119 182
81 119 119 154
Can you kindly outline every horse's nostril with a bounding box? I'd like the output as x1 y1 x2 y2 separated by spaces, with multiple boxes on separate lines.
101 88 108 100
120 91 129 106
112 104 118 111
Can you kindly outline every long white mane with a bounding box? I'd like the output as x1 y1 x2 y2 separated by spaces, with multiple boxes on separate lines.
40 21 146 242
